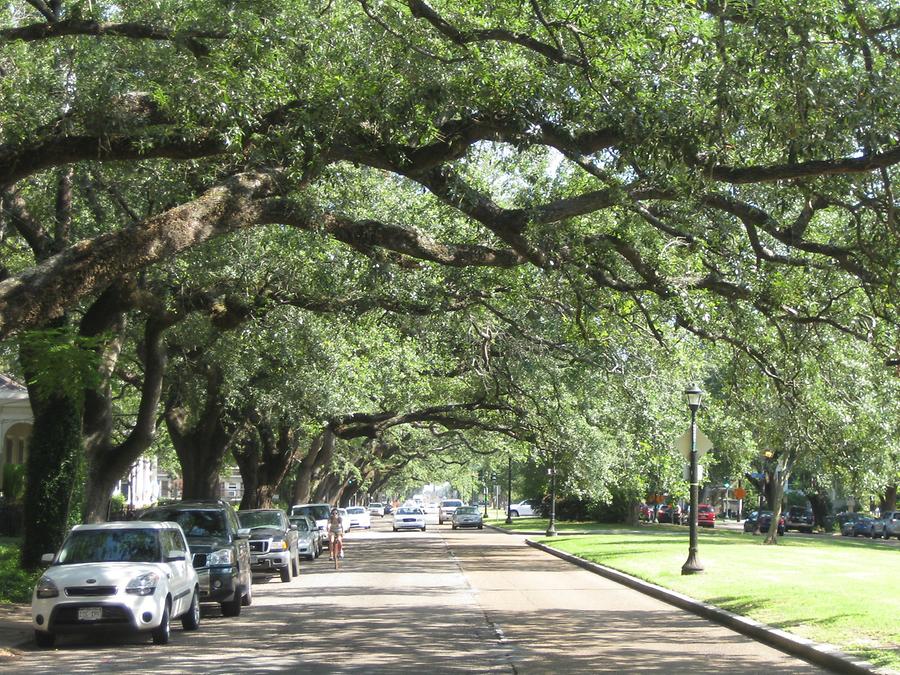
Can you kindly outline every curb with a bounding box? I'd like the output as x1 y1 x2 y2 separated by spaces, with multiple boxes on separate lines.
525 538 890 675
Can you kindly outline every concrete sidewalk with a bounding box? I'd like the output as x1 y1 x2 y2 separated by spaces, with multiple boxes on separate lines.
0 603 31 659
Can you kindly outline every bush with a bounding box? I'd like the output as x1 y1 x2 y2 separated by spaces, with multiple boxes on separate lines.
1 464 26 504
0 537 41 603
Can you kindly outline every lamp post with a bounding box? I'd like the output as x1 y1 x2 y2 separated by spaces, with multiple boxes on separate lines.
546 456 558 537
505 453 513 525
681 386 704 575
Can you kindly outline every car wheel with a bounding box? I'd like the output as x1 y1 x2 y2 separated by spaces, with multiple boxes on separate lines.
242 581 253 605
510 511 518 518
181 588 200 631
152 601 171 645
422 526 426 531
478 525 483 529
280 561 292 583
393 527 397 532
452 524 457 530
221 592 242 617
34 630 55 648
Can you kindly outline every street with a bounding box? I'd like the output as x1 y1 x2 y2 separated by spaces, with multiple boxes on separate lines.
6 518 826 674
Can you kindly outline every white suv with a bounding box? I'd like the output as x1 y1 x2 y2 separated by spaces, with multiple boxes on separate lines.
32 521 200 647
438 499 464 524
509 500 539 517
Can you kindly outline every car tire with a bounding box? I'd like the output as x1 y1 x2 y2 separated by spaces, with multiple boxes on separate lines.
181 588 200 631
478 525 483 529
152 601 171 645
34 630 55 648
221 592 242 617
280 561 292 583
393 527 397 532
422 526 426 531
242 581 253 606
510 511 518 518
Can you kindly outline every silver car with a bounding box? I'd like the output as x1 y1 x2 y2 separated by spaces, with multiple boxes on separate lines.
872 511 900 540
289 515 322 560
451 506 483 530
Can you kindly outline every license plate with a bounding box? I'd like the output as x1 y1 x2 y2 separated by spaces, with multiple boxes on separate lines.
78 607 103 621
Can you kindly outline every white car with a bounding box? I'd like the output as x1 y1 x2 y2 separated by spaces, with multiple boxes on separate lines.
392 507 427 532
32 521 200 647
337 508 351 533
509 500 539 517
368 502 385 517
345 506 371 529
438 499 464 524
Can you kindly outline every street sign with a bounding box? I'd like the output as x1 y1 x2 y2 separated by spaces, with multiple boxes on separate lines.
733 487 747 499
676 429 713 460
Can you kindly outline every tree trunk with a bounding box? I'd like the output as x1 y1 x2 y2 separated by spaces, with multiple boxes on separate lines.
880 485 897 513
19 345 84 568
806 491 830 530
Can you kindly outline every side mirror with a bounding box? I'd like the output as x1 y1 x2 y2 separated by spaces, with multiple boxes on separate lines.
236 528 251 539
40 553 55 564
166 550 186 562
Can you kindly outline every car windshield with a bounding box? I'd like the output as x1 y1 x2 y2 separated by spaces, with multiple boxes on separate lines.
347 507 365 514
370 503 382 508
397 508 420 515
289 518 311 531
456 507 478 515
57 529 161 564
698 506 714 513
142 508 226 538
441 500 463 507
293 505 330 521
238 511 282 529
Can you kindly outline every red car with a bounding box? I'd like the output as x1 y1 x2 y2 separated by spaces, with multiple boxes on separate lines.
696 504 716 527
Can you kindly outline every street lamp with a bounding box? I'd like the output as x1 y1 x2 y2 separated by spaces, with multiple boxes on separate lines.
681 385 704 575
505 453 513 525
546 457 558 537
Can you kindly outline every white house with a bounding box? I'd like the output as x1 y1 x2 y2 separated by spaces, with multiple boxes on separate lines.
0 374 31 469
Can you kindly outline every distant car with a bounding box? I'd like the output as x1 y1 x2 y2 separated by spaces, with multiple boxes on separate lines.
872 511 900 540
345 506 371 529
383 503 394 515
638 504 654 521
368 502 385 517
451 506 483 530
841 515 874 537
657 504 682 524
289 503 331 547
140 499 252 616
439 499 464 524
289 515 321 560
32 521 200 648
237 509 300 583
689 504 716 527
509 500 540 517
785 506 815 533
393 507 427 532
743 510 785 536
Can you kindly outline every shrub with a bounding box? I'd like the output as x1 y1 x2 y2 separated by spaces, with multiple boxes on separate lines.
1 464 26 503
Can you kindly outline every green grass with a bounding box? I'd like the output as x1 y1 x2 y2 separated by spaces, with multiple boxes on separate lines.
0 537 40 604
537 527 900 670
487 517 658 533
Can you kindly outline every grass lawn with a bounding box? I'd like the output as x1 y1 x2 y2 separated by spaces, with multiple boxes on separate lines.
0 537 40 604
536 526 899 670
487 517 651 533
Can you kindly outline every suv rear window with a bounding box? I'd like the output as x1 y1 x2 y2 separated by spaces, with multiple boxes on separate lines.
142 508 226 538
292 505 330 520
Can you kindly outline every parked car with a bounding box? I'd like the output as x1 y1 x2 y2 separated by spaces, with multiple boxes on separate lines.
841 515 874 537
140 499 252 616
742 510 785 536
684 504 716 527
438 499 464 524
872 511 900 540
32 521 201 647
392 506 427 532
290 503 331 547
657 504 682 524
451 506 483 530
509 500 539 517
337 508 351 532
638 504 655 521
289 515 321 560
883 511 900 539
345 506 371 529
785 506 815 533
237 509 300 583
368 502 386 517
383 503 394 516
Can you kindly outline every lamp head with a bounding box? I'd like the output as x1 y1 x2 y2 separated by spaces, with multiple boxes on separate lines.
683 386 703 410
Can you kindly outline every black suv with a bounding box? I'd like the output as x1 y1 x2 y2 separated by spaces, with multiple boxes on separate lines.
140 499 252 616
785 506 815 533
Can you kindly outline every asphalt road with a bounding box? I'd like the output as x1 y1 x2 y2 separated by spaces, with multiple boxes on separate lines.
5 518 826 674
